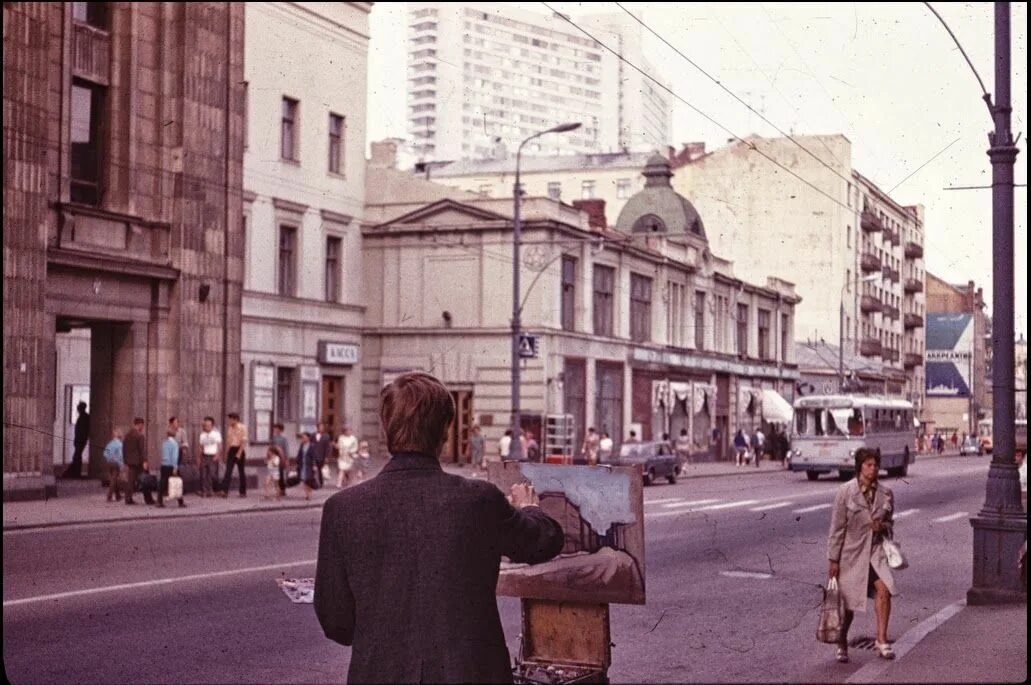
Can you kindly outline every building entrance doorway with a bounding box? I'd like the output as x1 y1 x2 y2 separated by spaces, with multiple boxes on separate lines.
441 390 473 463
321 375 344 438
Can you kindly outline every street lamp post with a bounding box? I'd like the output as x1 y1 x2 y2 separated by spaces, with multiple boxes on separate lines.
510 121 582 462
840 274 881 392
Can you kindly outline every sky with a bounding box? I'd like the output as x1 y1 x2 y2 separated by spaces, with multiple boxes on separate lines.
367 2 1028 336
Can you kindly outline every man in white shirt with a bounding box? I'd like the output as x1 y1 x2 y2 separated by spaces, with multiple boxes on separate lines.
499 430 512 461
197 416 223 497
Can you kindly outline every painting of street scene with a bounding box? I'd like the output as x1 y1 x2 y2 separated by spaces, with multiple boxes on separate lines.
488 462 645 605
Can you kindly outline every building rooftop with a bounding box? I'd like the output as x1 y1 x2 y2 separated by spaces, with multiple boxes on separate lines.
426 150 660 177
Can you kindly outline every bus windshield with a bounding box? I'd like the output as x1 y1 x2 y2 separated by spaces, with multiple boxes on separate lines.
795 407 864 437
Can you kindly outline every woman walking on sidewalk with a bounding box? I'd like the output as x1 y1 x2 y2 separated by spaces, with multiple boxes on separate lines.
827 447 897 663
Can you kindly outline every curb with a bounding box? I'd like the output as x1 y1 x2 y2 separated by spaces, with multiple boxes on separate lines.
845 600 966 684
1 463 801 532
2 499 327 533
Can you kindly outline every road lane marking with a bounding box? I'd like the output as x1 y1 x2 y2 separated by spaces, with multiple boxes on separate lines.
720 570 773 580
750 501 794 512
894 508 920 519
793 503 831 513
645 497 684 505
932 511 969 523
693 499 759 511
2 559 317 608
661 499 720 509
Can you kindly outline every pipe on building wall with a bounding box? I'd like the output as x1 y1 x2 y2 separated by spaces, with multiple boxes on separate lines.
221 1 232 422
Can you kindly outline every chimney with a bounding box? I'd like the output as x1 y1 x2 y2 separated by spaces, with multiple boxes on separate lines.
670 142 706 168
572 199 607 230
369 139 399 169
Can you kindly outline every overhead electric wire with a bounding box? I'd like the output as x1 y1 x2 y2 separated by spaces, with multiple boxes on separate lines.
614 2 856 189
922 1 993 110
888 137 961 193
541 3 854 215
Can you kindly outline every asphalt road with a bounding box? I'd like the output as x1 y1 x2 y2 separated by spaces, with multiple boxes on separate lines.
2 456 992 684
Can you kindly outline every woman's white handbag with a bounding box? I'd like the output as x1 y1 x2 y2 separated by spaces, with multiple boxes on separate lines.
167 475 184 499
882 537 909 570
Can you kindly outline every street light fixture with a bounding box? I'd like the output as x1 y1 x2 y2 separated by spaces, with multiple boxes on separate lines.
840 273 881 392
510 121 582 461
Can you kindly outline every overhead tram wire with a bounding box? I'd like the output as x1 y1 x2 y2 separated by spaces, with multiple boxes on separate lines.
614 2 857 190
541 3 854 215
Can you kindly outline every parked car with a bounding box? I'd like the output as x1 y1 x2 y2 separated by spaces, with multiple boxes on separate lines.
960 436 982 456
611 441 682 485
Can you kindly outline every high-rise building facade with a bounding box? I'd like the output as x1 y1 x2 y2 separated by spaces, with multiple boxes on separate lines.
406 4 671 161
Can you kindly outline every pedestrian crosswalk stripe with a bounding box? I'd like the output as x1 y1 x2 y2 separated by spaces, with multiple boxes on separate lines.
693 499 759 511
932 511 968 523
661 499 719 509
893 508 920 519
793 503 832 513
750 501 793 512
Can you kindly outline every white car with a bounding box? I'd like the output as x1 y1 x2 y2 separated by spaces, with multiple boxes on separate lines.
960 436 981 456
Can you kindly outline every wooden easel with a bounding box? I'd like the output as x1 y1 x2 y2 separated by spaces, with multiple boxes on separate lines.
517 598 610 684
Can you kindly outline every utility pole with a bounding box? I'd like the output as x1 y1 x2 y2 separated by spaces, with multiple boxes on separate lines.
968 2 1026 605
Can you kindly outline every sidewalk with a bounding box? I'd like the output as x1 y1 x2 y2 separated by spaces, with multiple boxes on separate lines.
848 601 1027 684
2 457 785 531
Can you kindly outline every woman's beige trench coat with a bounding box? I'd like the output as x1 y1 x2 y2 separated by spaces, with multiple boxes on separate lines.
827 478 897 612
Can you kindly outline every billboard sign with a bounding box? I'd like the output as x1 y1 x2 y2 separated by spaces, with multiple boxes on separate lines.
925 313 973 397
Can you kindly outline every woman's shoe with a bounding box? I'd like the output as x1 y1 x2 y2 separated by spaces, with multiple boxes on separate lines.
835 646 849 663
875 641 895 660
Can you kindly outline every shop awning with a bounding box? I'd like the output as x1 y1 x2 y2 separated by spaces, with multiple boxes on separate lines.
761 389 794 424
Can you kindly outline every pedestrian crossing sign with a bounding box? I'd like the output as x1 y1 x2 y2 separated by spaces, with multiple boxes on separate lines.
518 334 539 359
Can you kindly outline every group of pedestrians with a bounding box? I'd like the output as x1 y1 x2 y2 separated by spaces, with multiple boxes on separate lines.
100 413 370 505
732 426 791 467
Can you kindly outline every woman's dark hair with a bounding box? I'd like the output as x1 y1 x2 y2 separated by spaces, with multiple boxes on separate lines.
854 447 881 473
380 372 455 456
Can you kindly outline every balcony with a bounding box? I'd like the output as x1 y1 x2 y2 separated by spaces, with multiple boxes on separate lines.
881 266 899 282
885 228 901 246
904 313 924 329
860 337 883 357
860 252 881 272
882 348 900 363
905 241 924 259
72 22 111 86
904 278 924 294
903 353 923 368
861 210 883 233
883 305 900 321
860 294 883 313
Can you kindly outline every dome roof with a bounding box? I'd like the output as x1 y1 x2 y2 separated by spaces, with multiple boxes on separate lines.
615 155 706 240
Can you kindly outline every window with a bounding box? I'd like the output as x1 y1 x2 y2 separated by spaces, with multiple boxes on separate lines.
561 256 576 331
666 282 684 347
241 213 248 286
592 265 614 336
328 114 344 174
630 274 652 342
276 367 294 421
581 180 596 199
72 2 108 29
846 225 851 248
281 97 298 161
781 313 790 362
694 291 706 351
616 178 631 199
547 182 561 200
70 80 105 206
278 226 297 296
325 236 341 302
714 295 727 350
737 304 749 356
758 309 771 360
242 81 248 150
846 269 852 292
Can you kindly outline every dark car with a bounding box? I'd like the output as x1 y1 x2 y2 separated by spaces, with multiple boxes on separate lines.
612 441 682 485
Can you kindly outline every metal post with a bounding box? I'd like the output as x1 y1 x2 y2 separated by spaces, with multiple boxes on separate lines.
838 299 845 393
510 122 582 463
968 1 1025 605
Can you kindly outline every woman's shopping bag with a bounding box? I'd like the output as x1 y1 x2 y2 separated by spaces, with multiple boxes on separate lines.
816 577 846 643
167 475 184 499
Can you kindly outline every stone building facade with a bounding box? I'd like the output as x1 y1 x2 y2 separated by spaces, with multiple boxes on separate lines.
239 2 371 448
362 146 798 462
3 2 245 498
